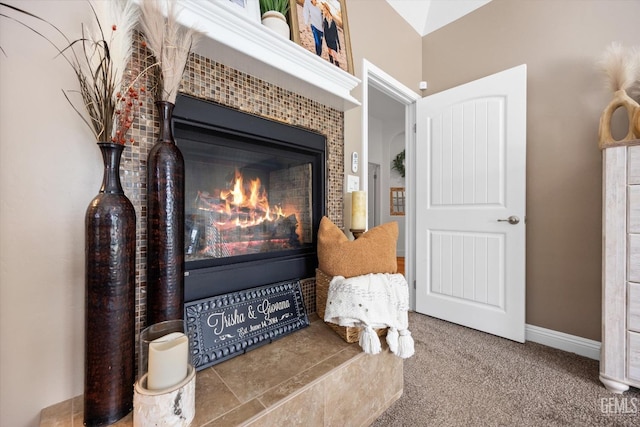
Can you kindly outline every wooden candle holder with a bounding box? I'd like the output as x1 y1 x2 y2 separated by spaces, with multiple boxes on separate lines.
350 228 365 239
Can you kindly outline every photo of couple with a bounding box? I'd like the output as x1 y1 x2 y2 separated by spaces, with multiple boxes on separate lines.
293 0 353 74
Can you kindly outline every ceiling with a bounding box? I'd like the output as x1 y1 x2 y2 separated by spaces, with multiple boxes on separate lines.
368 1 491 120
386 0 491 36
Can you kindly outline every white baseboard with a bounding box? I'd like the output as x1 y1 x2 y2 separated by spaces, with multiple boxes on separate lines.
525 324 601 361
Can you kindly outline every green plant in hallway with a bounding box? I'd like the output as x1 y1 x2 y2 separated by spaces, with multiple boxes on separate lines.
391 149 406 178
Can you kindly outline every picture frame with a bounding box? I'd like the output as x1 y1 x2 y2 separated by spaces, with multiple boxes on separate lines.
390 187 405 216
226 0 261 23
289 0 354 74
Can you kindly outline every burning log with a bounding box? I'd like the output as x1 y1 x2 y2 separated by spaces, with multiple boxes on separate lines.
191 168 304 258
198 213 300 258
220 214 299 244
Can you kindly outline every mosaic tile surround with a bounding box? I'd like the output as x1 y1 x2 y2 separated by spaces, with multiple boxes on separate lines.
122 37 345 342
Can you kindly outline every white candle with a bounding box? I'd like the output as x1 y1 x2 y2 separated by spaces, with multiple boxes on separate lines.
147 332 189 391
351 191 366 230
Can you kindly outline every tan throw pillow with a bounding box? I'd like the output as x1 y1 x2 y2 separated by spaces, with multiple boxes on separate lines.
317 216 398 278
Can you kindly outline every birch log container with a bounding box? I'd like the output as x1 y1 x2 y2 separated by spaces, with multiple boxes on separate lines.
134 320 195 426
133 365 196 427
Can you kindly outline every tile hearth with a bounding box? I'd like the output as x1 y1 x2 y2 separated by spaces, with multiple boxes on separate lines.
40 315 403 426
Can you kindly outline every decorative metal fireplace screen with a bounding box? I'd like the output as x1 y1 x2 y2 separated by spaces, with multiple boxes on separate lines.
172 95 326 302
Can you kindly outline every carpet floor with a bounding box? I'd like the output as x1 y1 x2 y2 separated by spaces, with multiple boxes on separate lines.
371 311 640 426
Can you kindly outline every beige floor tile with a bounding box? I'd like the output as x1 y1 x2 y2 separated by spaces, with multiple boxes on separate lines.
40 399 72 427
213 319 351 402
324 347 403 426
204 398 265 427
192 367 242 426
258 344 361 408
248 382 324 427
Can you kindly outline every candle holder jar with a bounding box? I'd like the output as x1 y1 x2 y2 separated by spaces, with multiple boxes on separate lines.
138 319 188 381
351 190 367 231
135 319 196 426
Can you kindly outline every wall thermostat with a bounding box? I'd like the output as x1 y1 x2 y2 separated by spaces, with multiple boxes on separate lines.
351 152 359 173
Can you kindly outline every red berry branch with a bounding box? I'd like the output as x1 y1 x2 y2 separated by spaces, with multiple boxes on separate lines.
112 85 145 144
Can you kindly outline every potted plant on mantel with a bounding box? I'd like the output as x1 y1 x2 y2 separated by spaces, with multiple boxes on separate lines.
259 0 291 39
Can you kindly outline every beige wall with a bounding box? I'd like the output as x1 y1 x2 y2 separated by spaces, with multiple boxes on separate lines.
342 0 422 229
0 1 420 426
421 0 640 341
0 2 98 426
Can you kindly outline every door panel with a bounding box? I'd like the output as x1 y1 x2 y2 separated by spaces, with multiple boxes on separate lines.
430 231 503 307
430 97 505 206
415 64 526 343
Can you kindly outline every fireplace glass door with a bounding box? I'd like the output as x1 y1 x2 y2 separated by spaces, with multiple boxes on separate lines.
182 138 313 262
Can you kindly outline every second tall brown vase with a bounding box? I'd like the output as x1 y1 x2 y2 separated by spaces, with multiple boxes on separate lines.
147 101 185 325
85 142 136 426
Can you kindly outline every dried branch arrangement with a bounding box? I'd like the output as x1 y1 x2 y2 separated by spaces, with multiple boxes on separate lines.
599 42 640 96
139 0 201 103
0 0 145 144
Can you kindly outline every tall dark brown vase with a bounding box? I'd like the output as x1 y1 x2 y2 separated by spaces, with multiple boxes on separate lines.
84 142 136 426
147 101 185 325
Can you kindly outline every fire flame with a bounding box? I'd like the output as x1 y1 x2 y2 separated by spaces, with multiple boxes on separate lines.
214 169 286 228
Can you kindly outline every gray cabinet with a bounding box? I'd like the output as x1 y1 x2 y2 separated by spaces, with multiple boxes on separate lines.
600 145 640 393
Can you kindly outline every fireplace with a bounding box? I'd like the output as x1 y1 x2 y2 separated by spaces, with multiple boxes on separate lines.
172 95 326 302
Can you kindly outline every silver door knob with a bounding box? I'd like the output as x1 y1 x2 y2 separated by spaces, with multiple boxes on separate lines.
497 215 520 225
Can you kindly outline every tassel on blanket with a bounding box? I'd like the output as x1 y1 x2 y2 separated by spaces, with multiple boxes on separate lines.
386 327 399 354
324 273 415 359
386 327 414 358
359 325 382 354
396 329 415 359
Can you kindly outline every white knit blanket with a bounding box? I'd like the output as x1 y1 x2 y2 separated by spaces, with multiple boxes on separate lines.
324 273 414 358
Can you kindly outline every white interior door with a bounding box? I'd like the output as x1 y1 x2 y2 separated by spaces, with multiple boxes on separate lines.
415 65 527 342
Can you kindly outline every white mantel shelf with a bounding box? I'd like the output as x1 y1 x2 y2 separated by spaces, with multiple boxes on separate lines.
177 1 361 111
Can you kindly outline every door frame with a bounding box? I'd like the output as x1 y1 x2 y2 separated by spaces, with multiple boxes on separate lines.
362 59 421 308
367 162 381 229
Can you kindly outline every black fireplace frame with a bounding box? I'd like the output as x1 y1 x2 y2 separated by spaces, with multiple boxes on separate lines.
172 94 326 302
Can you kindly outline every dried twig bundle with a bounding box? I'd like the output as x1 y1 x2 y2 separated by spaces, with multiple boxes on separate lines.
139 0 200 103
0 0 141 143
598 42 640 94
